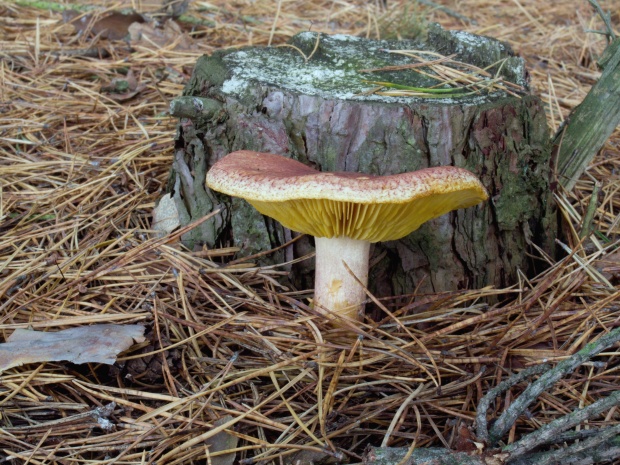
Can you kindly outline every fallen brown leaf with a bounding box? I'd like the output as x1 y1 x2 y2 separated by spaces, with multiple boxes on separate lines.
152 192 181 236
594 248 620 282
128 19 195 51
100 69 147 101
0 324 146 372
62 10 146 41
207 415 239 465
455 423 477 452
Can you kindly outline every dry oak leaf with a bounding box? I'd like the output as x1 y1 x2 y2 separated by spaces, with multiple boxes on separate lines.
100 69 147 101
128 19 195 51
62 10 145 40
0 324 145 372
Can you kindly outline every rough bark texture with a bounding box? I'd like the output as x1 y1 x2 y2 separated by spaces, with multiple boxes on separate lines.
554 36 620 191
167 24 555 296
364 441 620 465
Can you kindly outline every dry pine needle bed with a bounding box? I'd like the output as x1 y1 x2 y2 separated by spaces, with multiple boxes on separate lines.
1 0 619 464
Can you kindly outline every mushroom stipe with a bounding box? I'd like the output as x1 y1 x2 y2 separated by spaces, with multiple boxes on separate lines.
206 150 488 324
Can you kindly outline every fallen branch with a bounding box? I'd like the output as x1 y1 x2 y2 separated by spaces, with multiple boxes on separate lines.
366 327 620 465
553 36 620 190
486 326 620 444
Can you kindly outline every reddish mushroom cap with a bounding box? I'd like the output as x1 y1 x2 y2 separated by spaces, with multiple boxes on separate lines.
206 150 488 242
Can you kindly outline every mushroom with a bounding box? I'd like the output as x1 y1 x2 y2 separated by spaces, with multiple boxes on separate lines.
206 150 488 323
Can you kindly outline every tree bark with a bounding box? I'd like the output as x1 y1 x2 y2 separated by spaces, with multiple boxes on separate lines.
167 24 555 296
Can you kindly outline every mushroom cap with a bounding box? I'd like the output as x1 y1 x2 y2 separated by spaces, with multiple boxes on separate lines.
206 150 488 242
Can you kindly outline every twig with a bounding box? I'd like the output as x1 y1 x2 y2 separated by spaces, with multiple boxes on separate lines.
476 363 550 443
536 426 615 445
553 35 620 190
511 424 620 465
504 390 620 460
488 326 620 444
587 0 617 42
3 402 116 432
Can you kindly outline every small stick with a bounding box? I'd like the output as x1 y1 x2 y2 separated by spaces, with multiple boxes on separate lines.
587 0 617 42
520 423 620 465
476 363 549 443
504 390 620 460
487 326 620 444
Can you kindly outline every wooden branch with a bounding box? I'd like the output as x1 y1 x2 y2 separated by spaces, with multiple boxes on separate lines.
169 96 223 120
366 437 620 465
511 429 620 465
488 326 620 443
504 390 620 460
587 0 617 42
554 37 620 191
365 446 486 465
475 363 549 443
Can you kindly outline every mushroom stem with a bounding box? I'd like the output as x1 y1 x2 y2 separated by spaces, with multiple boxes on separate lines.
313 236 371 322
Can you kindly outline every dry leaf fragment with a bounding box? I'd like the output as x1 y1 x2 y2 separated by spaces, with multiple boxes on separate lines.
100 69 147 101
454 424 477 452
207 415 239 465
161 0 190 18
128 20 195 51
62 10 145 40
152 193 181 236
0 324 146 373
594 248 620 283
285 448 341 465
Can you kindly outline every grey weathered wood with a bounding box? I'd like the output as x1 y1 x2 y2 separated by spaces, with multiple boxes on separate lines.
554 36 620 191
167 24 555 296
365 446 486 465
364 440 620 465
367 326 620 464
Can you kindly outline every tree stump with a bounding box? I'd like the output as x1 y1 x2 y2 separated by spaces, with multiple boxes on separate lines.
166 23 555 296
